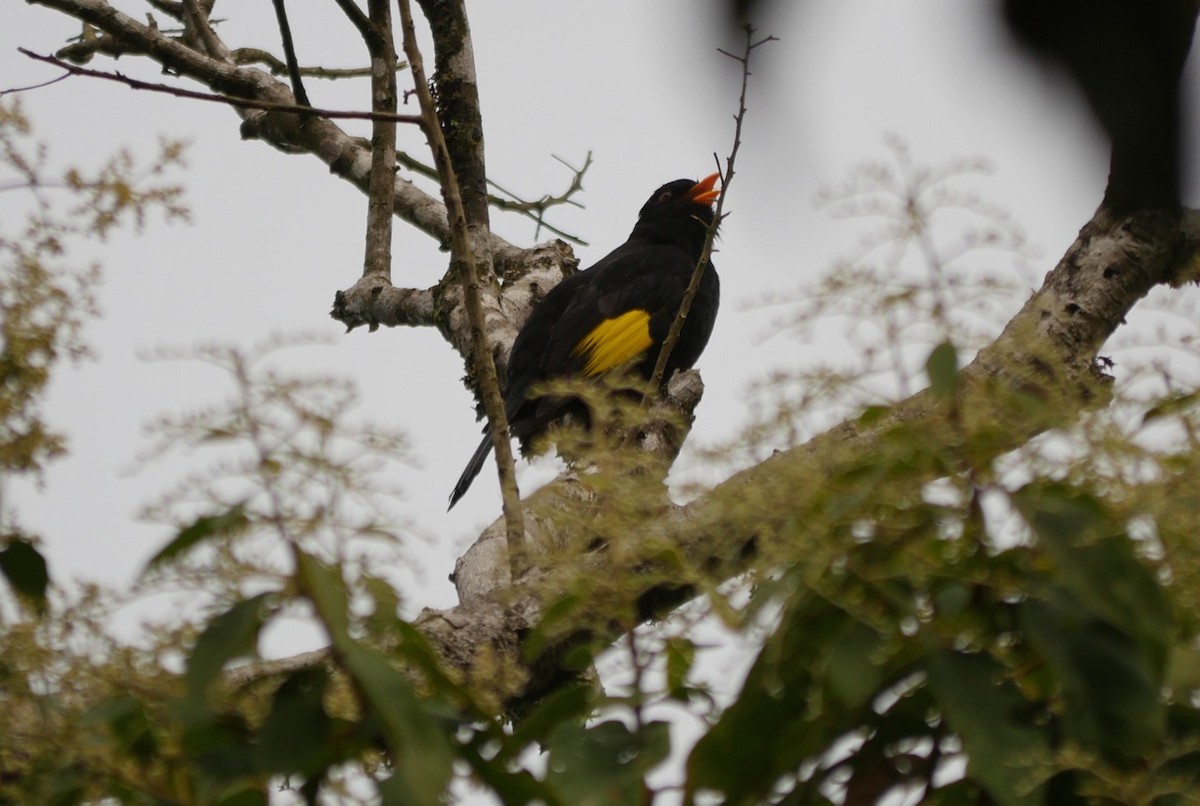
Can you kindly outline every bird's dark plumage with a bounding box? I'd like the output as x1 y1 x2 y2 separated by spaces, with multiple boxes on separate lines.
448 174 722 509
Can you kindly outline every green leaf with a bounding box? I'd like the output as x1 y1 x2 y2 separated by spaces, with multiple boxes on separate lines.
180 712 260 786
546 720 670 805
391 619 474 701
1022 595 1166 764
257 666 334 775
212 787 268 806
186 593 273 700
825 620 885 709
144 502 249 573
925 340 959 398
0 536 50 612
511 684 596 749
523 592 585 662
294 550 351 647
665 636 696 701
1013 483 1172 680
687 594 873 802
459 737 563 806
340 644 455 805
926 650 1047 806
82 695 159 764
1142 389 1200 424
857 404 890 426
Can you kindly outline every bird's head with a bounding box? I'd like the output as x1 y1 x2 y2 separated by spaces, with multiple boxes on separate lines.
632 172 722 253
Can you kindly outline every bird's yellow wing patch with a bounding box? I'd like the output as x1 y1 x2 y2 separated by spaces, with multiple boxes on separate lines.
573 309 653 376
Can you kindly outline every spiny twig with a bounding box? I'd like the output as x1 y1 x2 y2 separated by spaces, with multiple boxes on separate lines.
647 26 778 394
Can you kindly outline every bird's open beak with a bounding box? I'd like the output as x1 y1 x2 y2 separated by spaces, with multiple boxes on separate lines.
687 172 722 206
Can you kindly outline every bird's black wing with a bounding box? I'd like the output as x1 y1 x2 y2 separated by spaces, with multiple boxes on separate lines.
538 241 703 381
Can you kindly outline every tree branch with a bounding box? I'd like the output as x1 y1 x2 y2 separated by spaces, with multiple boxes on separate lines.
17 50 420 124
229 48 382 79
361 0 398 285
649 28 777 392
438 204 1198 713
397 0 526 570
415 0 490 230
331 0 374 43
23 0 517 254
181 0 229 61
268 0 311 107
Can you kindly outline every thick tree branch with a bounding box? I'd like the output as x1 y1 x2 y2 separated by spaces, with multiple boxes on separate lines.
415 0 490 230
436 204 1198 713
231 206 1200 715
329 278 436 331
361 1 398 283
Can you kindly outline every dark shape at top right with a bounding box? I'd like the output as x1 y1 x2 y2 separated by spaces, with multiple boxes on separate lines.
716 0 1199 213
1003 0 1198 213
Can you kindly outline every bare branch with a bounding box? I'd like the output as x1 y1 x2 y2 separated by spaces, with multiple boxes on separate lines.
268 0 310 107
230 48 380 79
23 0 512 252
331 0 374 42
397 0 526 571
0 73 72 97
648 27 777 392
397 148 592 244
17 50 421 124
329 278 436 331
181 0 228 61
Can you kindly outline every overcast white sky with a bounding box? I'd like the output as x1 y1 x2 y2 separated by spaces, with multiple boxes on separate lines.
4 3 1199 796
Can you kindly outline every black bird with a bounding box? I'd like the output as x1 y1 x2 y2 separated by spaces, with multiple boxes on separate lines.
448 173 722 509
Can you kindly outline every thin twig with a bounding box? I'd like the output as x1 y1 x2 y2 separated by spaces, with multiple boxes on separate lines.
396 148 592 244
230 48 382 79
396 0 526 572
16 49 422 124
269 0 310 107
0 73 71 97
487 152 593 244
331 0 374 43
646 27 778 394
402 149 592 245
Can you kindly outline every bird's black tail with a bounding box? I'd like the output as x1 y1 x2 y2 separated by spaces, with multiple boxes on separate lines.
448 432 495 510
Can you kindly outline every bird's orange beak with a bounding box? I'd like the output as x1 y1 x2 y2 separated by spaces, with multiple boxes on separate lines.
687 172 722 206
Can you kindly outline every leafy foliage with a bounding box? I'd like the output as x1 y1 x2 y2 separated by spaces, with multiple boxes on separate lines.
2 101 1200 805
